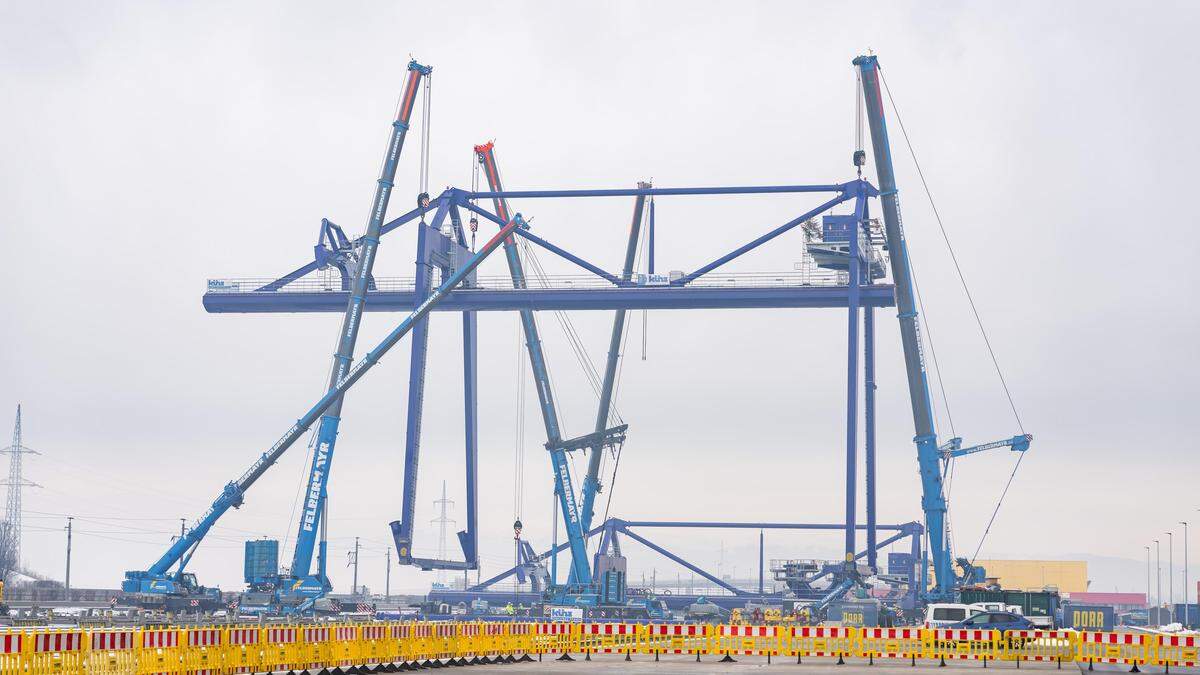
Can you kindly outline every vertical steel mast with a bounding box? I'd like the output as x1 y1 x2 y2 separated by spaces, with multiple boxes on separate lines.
854 54 952 597
578 185 649 537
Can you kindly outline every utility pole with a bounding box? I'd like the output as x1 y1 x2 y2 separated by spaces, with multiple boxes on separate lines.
385 547 391 601
348 537 360 595
430 481 455 586
64 516 73 594
1146 546 1152 611
1182 521 1190 627
1168 531 1175 623
1156 539 1162 621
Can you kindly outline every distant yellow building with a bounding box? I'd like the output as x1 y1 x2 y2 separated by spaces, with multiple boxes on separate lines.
974 560 1087 593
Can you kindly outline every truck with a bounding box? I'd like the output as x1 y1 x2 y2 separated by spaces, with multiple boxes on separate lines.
959 588 1060 628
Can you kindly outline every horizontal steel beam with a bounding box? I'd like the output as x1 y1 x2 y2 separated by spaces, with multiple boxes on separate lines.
203 285 897 313
621 520 917 531
463 183 851 200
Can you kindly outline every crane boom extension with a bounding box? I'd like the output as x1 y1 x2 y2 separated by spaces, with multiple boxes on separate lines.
128 214 520 592
941 434 1032 460
578 184 649 535
473 143 592 585
289 60 430 585
854 55 953 598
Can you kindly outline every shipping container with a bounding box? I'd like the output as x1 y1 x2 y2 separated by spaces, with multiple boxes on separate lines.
1061 603 1115 631
1172 604 1200 629
827 601 880 627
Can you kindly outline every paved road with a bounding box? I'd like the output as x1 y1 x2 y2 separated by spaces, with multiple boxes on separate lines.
424 652 1085 672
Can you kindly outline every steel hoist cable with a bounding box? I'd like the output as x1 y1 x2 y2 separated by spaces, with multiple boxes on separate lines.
877 66 1027 564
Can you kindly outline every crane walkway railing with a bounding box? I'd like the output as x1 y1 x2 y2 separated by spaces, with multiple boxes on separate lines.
205 270 848 295
0 622 1190 672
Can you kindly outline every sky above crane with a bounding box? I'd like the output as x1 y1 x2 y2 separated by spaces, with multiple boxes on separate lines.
0 0 1196 595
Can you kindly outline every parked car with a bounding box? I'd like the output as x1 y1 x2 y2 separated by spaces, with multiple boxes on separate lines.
950 611 1036 632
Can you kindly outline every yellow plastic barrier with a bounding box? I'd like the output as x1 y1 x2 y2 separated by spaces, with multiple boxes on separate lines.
1002 629 1076 663
260 625 299 671
790 625 856 659
859 627 926 660
1156 633 1200 669
714 624 785 656
297 625 332 668
86 629 137 675
1078 630 1150 667
533 621 574 654
136 627 183 674
224 626 261 674
640 623 709 655
580 622 639 655
0 619 1182 672
29 629 85 674
0 632 21 674
359 624 390 664
183 627 222 673
929 628 1001 662
505 622 533 655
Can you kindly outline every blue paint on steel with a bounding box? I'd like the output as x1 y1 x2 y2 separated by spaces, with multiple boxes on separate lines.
474 143 591 586
290 61 431 593
459 307 478 564
393 199 452 565
865 304 877 571
510 224 621 285
647 199 655 275
466 184 848 199
204 284 897 313
855 54 952 599
579 185 649 550
677 192 855 285
843 186 867 566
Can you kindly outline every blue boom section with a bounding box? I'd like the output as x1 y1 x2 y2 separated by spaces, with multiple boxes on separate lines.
578 184 649 536
474 143 592 585
289 60 431 593
126 61 431 597
126 215 520 594
854 54 951 599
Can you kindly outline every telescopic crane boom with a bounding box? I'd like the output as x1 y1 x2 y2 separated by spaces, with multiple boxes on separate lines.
123 61 431 604
855 55 1027 600
470 142 592 586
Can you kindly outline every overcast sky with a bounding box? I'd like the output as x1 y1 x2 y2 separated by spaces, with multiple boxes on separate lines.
1 1 1197 597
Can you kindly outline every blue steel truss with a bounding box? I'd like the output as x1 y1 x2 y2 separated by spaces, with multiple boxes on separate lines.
195 54 1018 605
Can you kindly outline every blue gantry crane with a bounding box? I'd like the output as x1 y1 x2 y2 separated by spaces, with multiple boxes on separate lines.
178 53 1030 612
122 60 433 611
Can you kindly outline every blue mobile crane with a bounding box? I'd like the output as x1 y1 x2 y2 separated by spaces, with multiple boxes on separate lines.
122 60 432 611
467 143 594 590
854 55 1029 601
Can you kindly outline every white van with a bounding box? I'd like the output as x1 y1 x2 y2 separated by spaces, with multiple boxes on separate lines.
923 603 972 628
